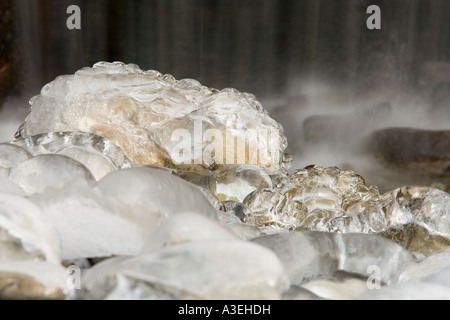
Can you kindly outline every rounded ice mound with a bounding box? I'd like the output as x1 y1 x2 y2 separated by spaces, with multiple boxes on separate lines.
11 131 133 180
16 61 290 173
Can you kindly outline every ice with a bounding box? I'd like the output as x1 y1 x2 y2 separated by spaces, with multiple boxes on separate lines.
0 175 25 196
0 143 31 168
252 231 415 286
358 282 450 300
9 154 96 195
243 165 385 234
244 189 306 234
208 165 276 202
17 62 290 173
380 186 450 255
140 212 238 254
0 261 68 299
78 240 288 300
0 192 60 263
398 246 450 286
11 131 133 180
96 167 218 233
31 182 146 260
382 186 450 234
301 271 371 300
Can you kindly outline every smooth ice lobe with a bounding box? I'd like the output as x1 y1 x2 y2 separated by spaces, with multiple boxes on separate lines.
96 166 219 233
9 154 96 195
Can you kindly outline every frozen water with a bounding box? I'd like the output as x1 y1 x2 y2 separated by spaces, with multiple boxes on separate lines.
0 261 68 299
208 165 276 202
0 175 25 196
11 131 133 180
9 154 96 195
0 143 31 168
0 192 60 263
17 62 290 173
96 167 218 233
140 212 238 254
252 231 415 285
382 186 450 235
398 246 450 286
358 282 450 300
31 182 146 260
244 165 385 234
301 271 371 300
380 186 450 255
78 240 288 300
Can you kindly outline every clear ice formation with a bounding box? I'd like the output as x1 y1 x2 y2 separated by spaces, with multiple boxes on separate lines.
78 240 288 300
16 61 290 173
31 181 147 260
9 154 96 195
252 231 415 285
11 131 133 180
95 167 219 233
244 165 385 234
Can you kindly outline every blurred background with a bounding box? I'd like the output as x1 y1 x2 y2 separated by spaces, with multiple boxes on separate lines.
1 0 450 191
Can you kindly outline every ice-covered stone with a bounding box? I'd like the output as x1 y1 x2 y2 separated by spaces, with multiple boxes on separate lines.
244 165 385 234
0 143 31 168
140 212 238 253
380 186 450 255
31 182 146 260
11 131 133 180
398 246 450 286
252 231 415 285
216 209 265 240
17 62 289 173
96 167 218 234
380 222 450 256
281 285 324 300
208 165 276 202
300 271 372 300
358 282 450 300
0 192 60 263
9 154 96 195
0 175 25 196
0 261 68 299
78 240 288 300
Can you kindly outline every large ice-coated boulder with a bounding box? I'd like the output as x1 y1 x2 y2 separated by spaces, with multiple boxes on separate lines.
16 62 290 173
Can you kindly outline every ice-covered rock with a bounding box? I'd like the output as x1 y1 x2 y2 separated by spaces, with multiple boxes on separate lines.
9 154 96 195
0 261 68 299
140 212 238 253
31 181 146 260
380 186 450 255
252 231 415 285
300 271 372 300
0 192 60 263
78 240 288 300
244 165 385 234
16 62 290 173
11 132 133 180
398 246 450 286
0 143 31 168
358 282 450 300
96 167 218 233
